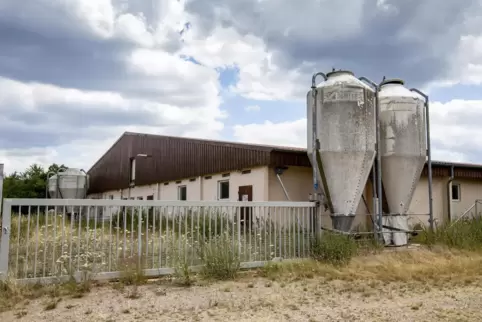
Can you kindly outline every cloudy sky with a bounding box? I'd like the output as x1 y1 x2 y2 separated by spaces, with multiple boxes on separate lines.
1 0 482 174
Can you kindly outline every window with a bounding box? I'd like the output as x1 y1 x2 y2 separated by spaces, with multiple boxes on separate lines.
222 173 230 178
218 180 230 200
109 195 114 200
130 158 136 182
178 185 187 201
146 195 154 200
189 178 196 182
137 196 143 200
204 176 212 180
451 183 461 201
241 169 251 175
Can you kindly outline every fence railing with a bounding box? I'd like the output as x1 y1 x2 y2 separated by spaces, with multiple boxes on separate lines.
0 199 318 283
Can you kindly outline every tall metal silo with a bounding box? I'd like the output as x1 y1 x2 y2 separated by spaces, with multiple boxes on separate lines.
378 79 427 246
48 168 89 199
308 70 377 232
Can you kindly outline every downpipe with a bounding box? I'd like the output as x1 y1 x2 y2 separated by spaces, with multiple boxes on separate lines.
447 165 455 222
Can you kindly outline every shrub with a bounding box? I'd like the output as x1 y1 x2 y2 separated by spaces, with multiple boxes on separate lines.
197 232 240 280
310 231 358 266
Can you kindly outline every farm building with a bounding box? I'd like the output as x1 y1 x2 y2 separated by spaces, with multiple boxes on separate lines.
87 132 482 229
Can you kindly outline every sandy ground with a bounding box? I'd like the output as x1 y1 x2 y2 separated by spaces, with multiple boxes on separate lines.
2 277 482 322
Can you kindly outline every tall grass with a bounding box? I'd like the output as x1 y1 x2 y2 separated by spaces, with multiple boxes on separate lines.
416 217 482 251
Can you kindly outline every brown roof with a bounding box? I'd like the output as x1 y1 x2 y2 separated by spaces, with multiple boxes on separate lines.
87 131 482 194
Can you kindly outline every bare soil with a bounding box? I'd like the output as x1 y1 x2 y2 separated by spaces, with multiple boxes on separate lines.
2 277 482 322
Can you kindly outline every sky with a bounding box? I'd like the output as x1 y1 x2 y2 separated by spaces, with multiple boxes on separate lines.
1 0 482 174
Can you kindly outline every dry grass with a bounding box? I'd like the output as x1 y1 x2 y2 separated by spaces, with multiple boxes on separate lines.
260 246 482 285
2 248 482 315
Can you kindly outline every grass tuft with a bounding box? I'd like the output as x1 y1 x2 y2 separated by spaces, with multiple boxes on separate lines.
310 232 358 266
198 232 240 280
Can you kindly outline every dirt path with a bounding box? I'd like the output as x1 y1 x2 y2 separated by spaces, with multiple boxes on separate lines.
2 277 482 322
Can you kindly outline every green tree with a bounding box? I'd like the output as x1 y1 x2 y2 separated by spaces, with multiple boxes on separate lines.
3 163 68 199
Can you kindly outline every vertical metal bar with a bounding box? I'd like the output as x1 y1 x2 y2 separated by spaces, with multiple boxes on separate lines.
138 206 142 269
279 207 283 258
152 206 156 269
77 205 82 272
43 207 49 277
288 207 292 258
159 206 164 268
297 208 301 258
34 207 40 277
268 206 272 260
254 206 257 261
85 206 91 269
60 206 65 276
51 206 57 275
68 206 73 274
122 205 126 259
15 207 21 277
93 206 98 271
145 206 149 268
301 207 305 257
25 206 31 278
130 206 134 257
0 200 12 279
108 204 113 271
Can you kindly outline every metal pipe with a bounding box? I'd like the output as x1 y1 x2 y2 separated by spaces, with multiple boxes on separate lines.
447 165 455 222
359 77 383 239
311 72 327 194
410 88 434 231
276 173 291 201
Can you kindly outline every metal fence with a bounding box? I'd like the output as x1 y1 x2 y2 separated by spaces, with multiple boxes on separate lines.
0 199 318 283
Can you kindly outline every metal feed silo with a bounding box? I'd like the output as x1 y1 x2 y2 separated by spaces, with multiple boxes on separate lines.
379 79 427 246
308 70 377 232
48 168 89 199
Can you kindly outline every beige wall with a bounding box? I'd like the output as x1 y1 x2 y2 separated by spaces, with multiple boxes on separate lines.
94 166 269 202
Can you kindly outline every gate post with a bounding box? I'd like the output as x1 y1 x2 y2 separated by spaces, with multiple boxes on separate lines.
0 198 12 280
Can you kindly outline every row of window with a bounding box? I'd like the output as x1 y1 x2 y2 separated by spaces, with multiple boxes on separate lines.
178 180 229 201
109 180 231 201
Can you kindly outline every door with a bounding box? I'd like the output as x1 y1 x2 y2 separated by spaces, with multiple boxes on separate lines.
238 185 253 230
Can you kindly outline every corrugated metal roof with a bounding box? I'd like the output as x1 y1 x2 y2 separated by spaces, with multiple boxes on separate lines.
87 131 482 194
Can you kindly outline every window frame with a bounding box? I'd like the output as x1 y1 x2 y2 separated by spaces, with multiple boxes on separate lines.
178 185 187 201
218 180 230 200
451 183 461 202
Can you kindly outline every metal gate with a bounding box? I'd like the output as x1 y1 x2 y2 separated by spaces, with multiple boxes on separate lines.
0 198 317 284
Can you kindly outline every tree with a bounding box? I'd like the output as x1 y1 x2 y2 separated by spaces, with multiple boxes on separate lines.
3 163 68 199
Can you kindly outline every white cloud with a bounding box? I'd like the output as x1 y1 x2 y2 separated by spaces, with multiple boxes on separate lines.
180 24 305 101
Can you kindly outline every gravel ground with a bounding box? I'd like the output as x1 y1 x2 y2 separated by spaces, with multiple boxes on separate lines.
2 277 482 322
